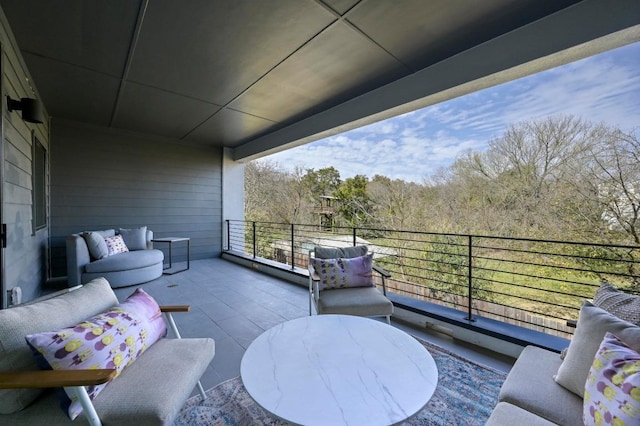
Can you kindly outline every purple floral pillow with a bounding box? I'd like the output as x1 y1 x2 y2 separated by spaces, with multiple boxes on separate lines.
311 254 374 291
583 332 640 426
25 288 167 420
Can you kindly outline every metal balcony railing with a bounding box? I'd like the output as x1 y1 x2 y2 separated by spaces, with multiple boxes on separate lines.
224 220 640 339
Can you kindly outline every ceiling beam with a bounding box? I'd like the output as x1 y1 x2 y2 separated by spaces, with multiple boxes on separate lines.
109 0 149 127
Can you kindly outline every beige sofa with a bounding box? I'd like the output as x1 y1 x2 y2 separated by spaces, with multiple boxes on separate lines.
487 283 640 425
488 345 583 425
0 278 215 425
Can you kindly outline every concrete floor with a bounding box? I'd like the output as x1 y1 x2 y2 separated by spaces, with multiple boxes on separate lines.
113 258 515 393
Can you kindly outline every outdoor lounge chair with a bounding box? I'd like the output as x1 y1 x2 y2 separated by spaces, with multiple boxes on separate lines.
0 278 215 426
308 245 394 324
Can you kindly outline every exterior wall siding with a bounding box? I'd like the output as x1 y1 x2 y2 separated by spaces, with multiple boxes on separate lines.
1 11 51 306
49 121 223 279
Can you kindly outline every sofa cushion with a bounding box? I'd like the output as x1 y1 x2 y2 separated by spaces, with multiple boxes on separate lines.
593 282 640 326
555 302 640 397
311 254 374 291
82 232 109 260
105 235 129 256
25 288 167 420
93 338 215 425
486 402 557 426
499 345 583 426
583 332 640 426
314 245 368 259
86 229 115 238
84 249 164 274
119 226 147 251
0 278 118 414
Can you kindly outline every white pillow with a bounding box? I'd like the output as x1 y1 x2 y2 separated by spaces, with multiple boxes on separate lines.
554 301 640 397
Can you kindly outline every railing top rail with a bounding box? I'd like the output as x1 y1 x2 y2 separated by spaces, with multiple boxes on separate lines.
229 219 640 251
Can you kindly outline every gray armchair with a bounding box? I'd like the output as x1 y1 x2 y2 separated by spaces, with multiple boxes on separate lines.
308 245 394 324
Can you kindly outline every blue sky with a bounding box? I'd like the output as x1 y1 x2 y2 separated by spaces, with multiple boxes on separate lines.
261 42 640 183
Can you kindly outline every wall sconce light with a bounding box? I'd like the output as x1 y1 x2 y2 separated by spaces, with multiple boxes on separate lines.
6 96 44 124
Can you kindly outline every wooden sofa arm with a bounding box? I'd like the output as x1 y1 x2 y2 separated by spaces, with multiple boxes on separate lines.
159 305 192 340
0 369 116 389
309 270 320 281
160 305 190 313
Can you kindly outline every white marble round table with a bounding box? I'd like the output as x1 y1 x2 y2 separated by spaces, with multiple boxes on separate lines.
240 315 438 426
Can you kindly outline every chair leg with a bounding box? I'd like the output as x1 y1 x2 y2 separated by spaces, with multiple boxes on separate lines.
386 315 391 325
165 313 208 401
165 312 182 339
73 386 102 426
197 380 206 400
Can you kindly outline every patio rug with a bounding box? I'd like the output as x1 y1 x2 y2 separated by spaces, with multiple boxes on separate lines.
174 338 507 426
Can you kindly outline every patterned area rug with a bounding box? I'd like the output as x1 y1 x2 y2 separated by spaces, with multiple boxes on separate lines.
174 338 506 426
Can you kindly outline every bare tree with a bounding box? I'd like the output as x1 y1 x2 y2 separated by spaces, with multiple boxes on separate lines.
245 160 314 224
584 130 639 244
437 116 602 238
368 175 424 231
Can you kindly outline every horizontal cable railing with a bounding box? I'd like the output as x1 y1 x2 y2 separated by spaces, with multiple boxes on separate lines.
224 220 640 339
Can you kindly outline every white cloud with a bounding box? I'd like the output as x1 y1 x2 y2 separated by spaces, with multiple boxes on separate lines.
263 42 640 183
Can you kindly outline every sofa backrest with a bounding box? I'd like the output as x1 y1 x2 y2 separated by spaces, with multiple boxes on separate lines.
0 278 118 414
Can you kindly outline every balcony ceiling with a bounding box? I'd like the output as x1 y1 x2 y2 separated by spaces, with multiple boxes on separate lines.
0 0 637 160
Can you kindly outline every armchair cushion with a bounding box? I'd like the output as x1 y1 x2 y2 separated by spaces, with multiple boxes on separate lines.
0 278 118 414
317 287 394 317
25 288 167 420
314 245 367 259
311 254 374 291
119 226 148 251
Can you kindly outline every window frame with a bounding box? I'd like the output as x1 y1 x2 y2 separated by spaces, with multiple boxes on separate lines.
31 132 47 233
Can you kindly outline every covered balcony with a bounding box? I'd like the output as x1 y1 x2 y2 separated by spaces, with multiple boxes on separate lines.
0 0 638 424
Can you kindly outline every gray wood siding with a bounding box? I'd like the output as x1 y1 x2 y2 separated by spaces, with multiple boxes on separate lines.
1 10 51 305
50 121 222 278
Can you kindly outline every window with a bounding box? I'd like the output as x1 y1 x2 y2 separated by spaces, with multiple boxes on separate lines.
32 133 47 232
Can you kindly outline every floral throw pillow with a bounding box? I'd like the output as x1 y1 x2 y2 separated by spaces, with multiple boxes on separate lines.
104 234 129 256
25 288 167 420
583 332 640 426
311 254 374 291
